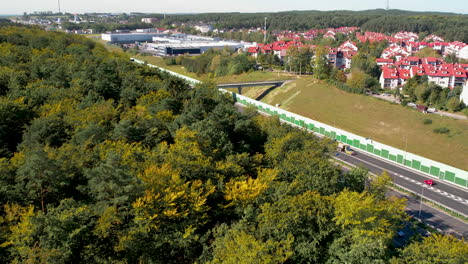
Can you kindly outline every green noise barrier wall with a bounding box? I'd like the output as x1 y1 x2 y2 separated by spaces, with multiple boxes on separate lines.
229 91 468 189
137 59 468 189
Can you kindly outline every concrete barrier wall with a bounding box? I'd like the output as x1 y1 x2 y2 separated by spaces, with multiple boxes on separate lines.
133 59 468 189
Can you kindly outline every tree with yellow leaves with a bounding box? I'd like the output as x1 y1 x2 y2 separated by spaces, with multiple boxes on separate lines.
391 234 467 264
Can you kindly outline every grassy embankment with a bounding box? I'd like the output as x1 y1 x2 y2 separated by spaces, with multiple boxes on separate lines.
256 77 468 170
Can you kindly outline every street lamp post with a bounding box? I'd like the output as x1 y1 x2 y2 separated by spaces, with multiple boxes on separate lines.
418 184 425 219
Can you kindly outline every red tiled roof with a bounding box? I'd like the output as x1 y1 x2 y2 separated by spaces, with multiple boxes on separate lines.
398 68 411 79
248 47 259 53
382 67 399 79
376 58 394 63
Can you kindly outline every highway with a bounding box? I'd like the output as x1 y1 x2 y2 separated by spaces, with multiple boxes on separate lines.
387 189 468 239
132 60 468 235
235 101 468 223
335 149 468 217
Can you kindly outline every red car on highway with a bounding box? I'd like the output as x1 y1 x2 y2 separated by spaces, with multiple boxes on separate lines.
424 180 434 186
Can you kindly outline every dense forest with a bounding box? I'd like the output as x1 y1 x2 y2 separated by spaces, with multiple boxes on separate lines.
160 10 468 42
0 25 467 263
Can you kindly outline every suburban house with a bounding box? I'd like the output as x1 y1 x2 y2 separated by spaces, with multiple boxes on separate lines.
461 82 468 103
356 31 395 43
381 45 411 59
247 41 304 61
248 46 260 58
323 30 336 39
459 46 468 60
379 66 399 89
444 41 467 58
420 57 441 66
423 34 445 43
339 41 358 52
398 68 411 86
376 58 394 66
406 42 428 53
380 62 468 89
342 51 356 69
393 31 419 42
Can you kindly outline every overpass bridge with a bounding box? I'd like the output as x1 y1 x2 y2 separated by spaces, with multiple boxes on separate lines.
217 80 290 100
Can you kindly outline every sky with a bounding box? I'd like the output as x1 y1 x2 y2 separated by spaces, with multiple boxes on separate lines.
2 0 468 15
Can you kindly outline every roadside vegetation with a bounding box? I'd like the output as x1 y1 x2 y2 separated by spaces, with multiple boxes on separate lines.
1 25 467 263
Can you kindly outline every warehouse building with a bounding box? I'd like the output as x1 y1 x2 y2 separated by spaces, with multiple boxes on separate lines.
148 41 246 56
101 32 168 43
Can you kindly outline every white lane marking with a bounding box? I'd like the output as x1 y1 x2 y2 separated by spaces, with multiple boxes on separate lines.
344 154 468 205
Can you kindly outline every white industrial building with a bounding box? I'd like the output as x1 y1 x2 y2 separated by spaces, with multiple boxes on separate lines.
194 25 213 33
152 34 217 44
147 41 247 56
101 32 168 43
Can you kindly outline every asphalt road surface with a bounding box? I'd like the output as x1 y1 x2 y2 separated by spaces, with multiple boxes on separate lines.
235 102 468 236
387 189 468 239
334 150 468 217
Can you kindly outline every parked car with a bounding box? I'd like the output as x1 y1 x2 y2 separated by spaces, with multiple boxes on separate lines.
407 102 417 107
424 179 434 186
428 107 437 113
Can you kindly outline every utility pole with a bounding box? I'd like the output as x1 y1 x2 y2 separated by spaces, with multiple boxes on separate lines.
386 0 390 10
263 17 267 43
58 0 61 13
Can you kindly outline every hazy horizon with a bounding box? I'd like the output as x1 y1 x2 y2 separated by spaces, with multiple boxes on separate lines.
3 0 468 15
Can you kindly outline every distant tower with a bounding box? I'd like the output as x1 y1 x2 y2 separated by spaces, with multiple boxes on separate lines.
58 0 61 13
386 0 390 10
263 17 267 43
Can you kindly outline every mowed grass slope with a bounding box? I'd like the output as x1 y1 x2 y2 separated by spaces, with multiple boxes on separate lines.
259 77 468 170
